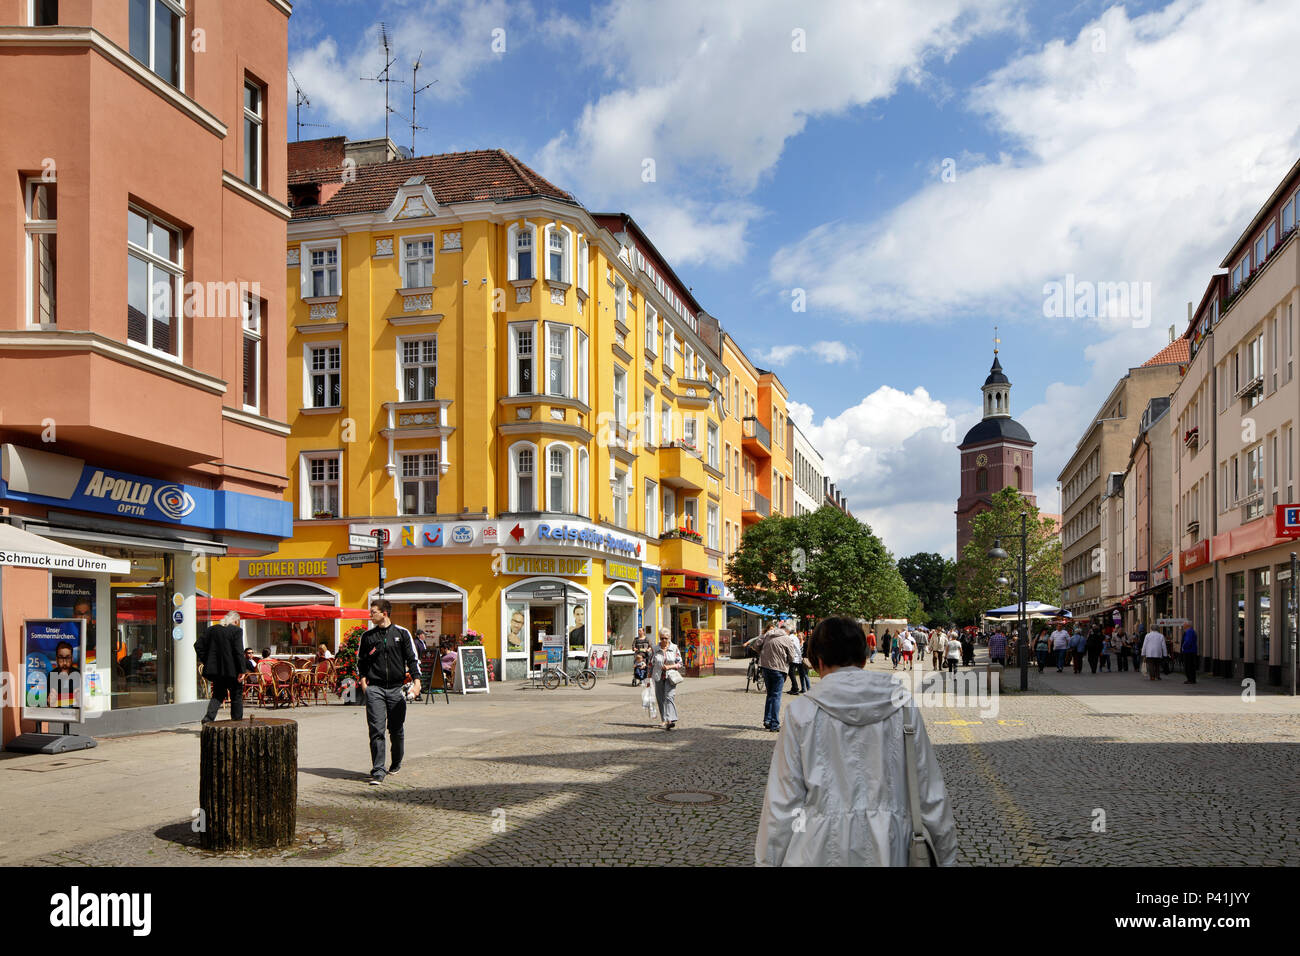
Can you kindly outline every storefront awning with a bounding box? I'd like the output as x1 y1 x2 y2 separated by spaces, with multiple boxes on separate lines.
263 604 370 621
0 521 131 574
197 597 268 619
729 601 775 617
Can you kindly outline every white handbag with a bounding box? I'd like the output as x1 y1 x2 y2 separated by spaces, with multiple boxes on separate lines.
902 709 939 867
665 669 684 685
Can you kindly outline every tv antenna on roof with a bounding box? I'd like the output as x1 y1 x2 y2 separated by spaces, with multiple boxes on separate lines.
288 68 328 142
407 52 438 156
360 22 404 149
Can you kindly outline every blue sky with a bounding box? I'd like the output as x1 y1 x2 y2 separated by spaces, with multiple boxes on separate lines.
287 0 1300 559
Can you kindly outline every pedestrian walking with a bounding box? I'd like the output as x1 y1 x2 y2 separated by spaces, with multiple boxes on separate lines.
887 630 900 669
358 599 421 785
931 630 945 671
987 628 1007 666
1141 627 1167 680
944 631 962 677
1086 629 1103 674
961 632 975 666
867 630 877 663
650 627 683 730
900 631 915 670
1181 624 1199 684
915 629 929 669
1114 629 1129 671
1034 632 1049 672
746 622 796 732
787 625 810 694
196 611 252 722
755 616 958 866
1070 629 1086 674
1050 624 1070 672
1100 632 1113 672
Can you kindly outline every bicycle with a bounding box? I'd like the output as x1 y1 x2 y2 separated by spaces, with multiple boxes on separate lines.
745 655 765 693
542 659 596 690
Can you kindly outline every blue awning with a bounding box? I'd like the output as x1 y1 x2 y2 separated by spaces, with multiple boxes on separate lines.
729 601 775 617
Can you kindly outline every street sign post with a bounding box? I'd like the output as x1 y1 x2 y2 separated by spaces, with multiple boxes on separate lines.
336 549 378 566
349 532 375 550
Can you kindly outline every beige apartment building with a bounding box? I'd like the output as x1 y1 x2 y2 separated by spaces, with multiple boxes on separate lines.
1172 156 1300 686
1058 345 1185 621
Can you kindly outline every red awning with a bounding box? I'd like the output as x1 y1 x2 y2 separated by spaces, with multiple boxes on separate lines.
197 598 268 619
262 605 370 622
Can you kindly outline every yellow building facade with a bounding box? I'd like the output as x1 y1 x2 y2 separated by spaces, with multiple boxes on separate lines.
208 144 728 678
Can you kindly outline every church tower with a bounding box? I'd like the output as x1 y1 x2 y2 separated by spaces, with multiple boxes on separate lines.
956 340 1036 557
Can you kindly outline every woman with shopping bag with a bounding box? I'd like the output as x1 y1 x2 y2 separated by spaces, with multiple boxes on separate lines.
755 616 958 866
650 627 683 731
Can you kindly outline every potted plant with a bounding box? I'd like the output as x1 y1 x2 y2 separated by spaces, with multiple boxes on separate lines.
312 509 334 519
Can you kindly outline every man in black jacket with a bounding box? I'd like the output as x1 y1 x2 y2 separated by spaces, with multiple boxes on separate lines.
359 599 421 785
196 611 253 722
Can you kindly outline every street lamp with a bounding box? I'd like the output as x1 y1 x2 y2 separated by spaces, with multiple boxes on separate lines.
986 513 1030 691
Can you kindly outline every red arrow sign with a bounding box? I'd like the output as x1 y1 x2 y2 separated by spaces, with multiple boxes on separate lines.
510 523 525 544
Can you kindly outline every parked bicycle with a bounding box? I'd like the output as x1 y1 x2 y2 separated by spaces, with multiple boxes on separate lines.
746 655 765 693
542 659 596 690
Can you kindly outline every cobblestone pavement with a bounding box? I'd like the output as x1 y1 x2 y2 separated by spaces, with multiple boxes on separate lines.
7 654 1299 867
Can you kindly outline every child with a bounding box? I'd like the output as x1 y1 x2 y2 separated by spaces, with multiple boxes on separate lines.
632 652 648 686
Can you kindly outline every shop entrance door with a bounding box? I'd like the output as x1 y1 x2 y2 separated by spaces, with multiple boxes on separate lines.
529 603 558 675
112 589 169 709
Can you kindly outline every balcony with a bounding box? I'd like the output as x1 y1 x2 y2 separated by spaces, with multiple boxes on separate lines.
742 416 771 459
742 489 770 524
1234 373 1264 402
659 442 705 490
659 534 707 572
1183 428 1198 453
1186 519 1200 539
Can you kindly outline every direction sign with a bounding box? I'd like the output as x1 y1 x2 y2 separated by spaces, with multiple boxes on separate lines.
349 533 376 550
336 549 378 566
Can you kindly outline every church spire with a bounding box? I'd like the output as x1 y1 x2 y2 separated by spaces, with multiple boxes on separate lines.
982 343 1011 419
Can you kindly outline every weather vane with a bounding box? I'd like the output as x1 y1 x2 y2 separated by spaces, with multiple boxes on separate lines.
994 325 1000 355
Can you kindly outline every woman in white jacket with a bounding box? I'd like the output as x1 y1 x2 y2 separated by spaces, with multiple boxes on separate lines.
755 616 958 866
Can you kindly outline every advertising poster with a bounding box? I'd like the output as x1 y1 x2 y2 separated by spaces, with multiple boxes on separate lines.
416 606 442 643
567 602 587 651
24 618 85 723
505 603 527 653
587 644 610 673
456 645 490 694
51 576 96 665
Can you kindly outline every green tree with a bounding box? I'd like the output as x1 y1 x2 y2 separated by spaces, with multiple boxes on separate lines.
898 551 956 623
726 506 912 630
953 487 1062 624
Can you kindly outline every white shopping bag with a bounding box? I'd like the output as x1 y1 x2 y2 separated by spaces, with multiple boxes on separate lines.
641 683 658 720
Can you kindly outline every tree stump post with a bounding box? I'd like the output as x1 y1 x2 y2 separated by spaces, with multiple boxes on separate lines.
199 717 297 850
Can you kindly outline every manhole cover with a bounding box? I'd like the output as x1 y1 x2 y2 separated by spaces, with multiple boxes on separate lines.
647 790 730 807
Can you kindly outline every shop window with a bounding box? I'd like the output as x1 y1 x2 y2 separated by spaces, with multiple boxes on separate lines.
605 584 638 650
127 205 182 357
24 178 56 327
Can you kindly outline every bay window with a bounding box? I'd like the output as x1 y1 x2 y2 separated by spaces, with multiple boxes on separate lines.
510 323 535 395
508 222 535 281
513 444 536 512
127 206 182 357
546 323 571 397
577 448 590 515
576 330 589 403
547 444 570 513
577 236 589 294
545 224 572 283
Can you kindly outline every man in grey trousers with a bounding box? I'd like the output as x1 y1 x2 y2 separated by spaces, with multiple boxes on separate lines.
358 599 421 785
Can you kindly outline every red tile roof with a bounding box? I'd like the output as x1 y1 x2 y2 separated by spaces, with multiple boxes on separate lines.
1142 339 1190 367
287 143 575 220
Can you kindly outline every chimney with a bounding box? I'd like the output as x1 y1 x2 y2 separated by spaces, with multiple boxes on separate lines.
344 136 402 168
1168 324 1175 344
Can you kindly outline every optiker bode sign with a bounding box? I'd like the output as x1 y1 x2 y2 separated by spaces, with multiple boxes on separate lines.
537 523 640 556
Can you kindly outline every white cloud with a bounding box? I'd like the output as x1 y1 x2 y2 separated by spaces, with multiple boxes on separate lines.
290 0 526 135
536 0 1018 263
756 340 858 365
771 0 1300 330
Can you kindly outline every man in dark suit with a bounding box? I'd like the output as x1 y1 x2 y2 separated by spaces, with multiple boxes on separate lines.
196 611 252 722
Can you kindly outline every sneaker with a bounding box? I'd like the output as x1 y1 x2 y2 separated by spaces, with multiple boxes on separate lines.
768 726 779 733
369 772 385 786
388 765 401 775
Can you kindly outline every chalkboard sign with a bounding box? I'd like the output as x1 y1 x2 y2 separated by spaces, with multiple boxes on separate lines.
456 645 490 694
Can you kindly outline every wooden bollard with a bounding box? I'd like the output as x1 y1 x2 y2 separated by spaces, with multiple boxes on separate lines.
198 717 297 850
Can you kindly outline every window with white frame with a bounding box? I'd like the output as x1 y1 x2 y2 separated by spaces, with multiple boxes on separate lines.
546 324 571 397
547 444 570 513
577 448 589 515
1255 234 1268 268
31 0 58 25
684 344 695 378
399 452 439 515
545 224 572 283
664 328 675 372
302 241 340 298
661 402 672 444
644 479 658 537
662 488 675 531
644 392 655 445
129 0 183 89
508 222 535 281
572 330 587 403
403 236 435 288
683 414 697 449
645 306 657 353
24 178 56 327
577 236 589 294
400 337 437 401
243 77 264 189
511 323 535 395
707 422 718 468
683 496 697 532
307 344 341 407
707 503 719 550
613 366 627 426
513 445 536 511
613 470 627 527
614 276 627 327
127 206 182 356
242 295 262 413
304 453 341 518
725 443 732 490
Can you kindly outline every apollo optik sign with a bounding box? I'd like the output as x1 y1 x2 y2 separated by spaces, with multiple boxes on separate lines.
3 465 215 527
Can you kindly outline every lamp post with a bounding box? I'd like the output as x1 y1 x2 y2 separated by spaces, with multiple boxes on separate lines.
987 511 1030 691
